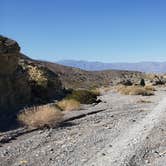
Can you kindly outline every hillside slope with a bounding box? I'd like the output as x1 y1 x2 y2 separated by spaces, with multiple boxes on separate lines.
0 36 64 130
41 61 145 89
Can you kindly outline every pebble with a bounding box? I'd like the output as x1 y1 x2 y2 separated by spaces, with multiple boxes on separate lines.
102 153 106 156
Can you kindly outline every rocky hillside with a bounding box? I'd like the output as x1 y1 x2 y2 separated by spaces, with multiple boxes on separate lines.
40 61 146 89
0 36 64 129
1 36 165 130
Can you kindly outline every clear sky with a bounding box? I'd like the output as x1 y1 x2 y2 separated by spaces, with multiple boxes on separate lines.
1 0 166 62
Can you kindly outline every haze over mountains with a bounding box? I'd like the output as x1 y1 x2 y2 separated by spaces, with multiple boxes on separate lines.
58 60 166 73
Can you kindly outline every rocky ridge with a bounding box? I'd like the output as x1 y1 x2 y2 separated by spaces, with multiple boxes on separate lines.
0 36 64 130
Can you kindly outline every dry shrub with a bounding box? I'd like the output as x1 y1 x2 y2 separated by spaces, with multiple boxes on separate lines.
28 65 47 87
90 88 101 96
17 105 64 128
99 86 112 94
128 87 154 96
115 85 131 95
116 85 154 96
66 90 99 104
57 99 80 111
115 85 126 92
144 85 156 91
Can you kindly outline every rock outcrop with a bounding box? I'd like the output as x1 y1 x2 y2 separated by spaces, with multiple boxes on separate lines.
0 36 64 129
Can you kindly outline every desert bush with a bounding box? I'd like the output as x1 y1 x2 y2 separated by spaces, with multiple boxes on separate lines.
28 65 47 87
98 86 112 94
65 90 99 104
116 85 154 96
57 99 80 111
129 87 154 96
90 88 101 96
144 85 156 91
17 105 64 128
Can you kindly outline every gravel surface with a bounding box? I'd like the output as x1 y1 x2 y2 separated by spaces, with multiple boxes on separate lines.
0 87 166 166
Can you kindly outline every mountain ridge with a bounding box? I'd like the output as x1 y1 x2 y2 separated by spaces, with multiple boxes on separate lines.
58 60 166 73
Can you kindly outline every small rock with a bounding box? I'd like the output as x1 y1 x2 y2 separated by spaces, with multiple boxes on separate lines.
106 126 112 129
38 130 43 134
94 120 101 124
50 148 54 153
145 160 150 164
102 153 106 156
154 150 159 154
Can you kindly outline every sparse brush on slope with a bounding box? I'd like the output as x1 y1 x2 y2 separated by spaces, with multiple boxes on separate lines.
17 105 64 128
116 85 154 96
57 99 80 111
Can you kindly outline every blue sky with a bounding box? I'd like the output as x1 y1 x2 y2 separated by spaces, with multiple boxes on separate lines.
1 0 166 62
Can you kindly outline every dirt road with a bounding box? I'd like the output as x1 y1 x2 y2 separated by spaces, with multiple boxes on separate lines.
0 88 166 166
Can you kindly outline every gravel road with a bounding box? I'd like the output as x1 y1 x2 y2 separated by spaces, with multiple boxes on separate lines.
0 87 166 166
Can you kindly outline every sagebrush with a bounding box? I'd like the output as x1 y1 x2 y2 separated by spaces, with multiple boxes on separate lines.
17 105 64 128
57 99 80 111
116 85 154 96
65 89 99 104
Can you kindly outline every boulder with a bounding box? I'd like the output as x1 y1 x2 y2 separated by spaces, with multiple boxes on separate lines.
0 35 20 53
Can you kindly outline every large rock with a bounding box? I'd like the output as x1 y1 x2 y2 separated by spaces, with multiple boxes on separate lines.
0 35 20 53
0 36 64 129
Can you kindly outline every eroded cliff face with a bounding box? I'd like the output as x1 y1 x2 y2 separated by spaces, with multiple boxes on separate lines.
0 36 64 128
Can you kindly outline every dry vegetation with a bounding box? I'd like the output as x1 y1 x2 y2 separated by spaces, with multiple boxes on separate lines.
17 89 101 129
28 65 47 87
90 88 101 96
98 86 113 94
42 61 145 89
17 105 64 128
65 89 100 104
144 85 156 91
116 85 155 96
57 99 80 111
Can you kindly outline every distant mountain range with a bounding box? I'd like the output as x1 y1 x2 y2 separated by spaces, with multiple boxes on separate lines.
58 60 166 73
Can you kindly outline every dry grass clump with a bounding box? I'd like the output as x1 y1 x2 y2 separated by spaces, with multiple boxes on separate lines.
115 85 126 92
57 99 80 111
116 85 154 96
90 88 101 96
98 86 112 94
144 85 156 91
17 105 64 128
129 87 154 96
